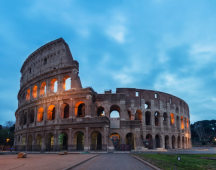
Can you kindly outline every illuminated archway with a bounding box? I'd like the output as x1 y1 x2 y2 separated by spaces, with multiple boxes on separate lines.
110 105 120 118
62 75 71 90
26 89 30 101
97 106 105 117
60 103 69 119
47 105 55 120
37 107 44 122
181 116 184 129
135 110 142 121
170 113 174 125
32 85 37 98
75 101 85 117
40 82 46 95
50 78 58 93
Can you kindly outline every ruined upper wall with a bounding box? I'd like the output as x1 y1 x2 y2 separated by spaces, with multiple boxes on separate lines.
20 38 74 87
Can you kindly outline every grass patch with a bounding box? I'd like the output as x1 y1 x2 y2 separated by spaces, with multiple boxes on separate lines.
135 154 216 170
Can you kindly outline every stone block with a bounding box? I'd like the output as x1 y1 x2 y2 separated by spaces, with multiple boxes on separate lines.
17 152 27 158
59 152 65 155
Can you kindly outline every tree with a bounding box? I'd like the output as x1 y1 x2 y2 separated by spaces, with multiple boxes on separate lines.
3 121 14 129
194 121 205 141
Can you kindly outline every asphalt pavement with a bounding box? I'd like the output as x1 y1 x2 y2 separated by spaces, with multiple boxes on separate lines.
71 154 153 170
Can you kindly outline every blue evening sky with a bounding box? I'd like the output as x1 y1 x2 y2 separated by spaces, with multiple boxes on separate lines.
0 0 216 125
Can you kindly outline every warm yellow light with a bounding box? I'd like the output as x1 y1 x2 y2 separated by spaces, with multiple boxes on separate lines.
6 139 10 142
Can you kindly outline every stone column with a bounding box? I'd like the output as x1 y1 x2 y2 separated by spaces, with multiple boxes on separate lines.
161 135 165 149
85 95 92 118
84 127 89 151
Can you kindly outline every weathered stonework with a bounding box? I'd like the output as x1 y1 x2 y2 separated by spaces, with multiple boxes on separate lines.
14 38 191 151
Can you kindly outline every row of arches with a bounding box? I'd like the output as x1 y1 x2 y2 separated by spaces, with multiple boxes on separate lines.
23 75 71 101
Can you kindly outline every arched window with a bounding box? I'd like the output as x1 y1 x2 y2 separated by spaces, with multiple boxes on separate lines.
97 106 105 117
47 105 55 120
187 119 189 128
60 103 69 119
127 109 132 120
40 82 46 95
32 85 37 98
37 107 44 122
50 78 58 93
75 101 85 117
62 75 71 91
29 110 34 123
181 116 184 129
110 105 120 118
155 112 160 126
163 112 168 125
135 110 142 121
26 89 30 101
145 111 151 125
145 101 151 109
170 113 174 125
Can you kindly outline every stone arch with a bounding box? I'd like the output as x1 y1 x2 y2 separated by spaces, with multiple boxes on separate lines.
135 109 142 121
29 109 34 124
46 133 54 151
74 131 84 150
60 103 69 119
182 136 185 149
91 131 102 150
75 101 85 117
22 113 27 125
176 116 180 129
26 89 30 101
32 85 38 98
155 134 161 148
40 82 46 95
165 135 169 149
97 106 105 117
110 105 120 118
146 133 153 149
181 116 184 129
145 111 151 125
127 109 132 120
62 75 71 91
50 78 58 93
145 101 151 109
22 136 25 145
163 112 168 125
170 113 175 125
47 105 55 120
126 133 135 150
27 135 33 151
177 136 181 148
58 132 68 150
155 111 160 126
110 133 120 151
37 107 44 122
172 135 176 149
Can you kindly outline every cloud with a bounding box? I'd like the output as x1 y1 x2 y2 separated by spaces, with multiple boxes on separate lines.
113 73 134 85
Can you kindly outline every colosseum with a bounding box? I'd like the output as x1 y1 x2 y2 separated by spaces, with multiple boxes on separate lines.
14 38 191 152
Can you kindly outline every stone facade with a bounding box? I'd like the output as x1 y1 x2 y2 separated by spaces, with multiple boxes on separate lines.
14 38 191 151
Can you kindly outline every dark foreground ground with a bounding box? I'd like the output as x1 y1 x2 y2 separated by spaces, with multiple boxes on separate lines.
72 154 153 170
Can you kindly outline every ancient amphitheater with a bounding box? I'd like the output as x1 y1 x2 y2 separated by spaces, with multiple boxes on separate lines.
14 38 191 152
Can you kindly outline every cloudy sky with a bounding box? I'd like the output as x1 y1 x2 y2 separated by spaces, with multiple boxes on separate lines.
0 0 216 125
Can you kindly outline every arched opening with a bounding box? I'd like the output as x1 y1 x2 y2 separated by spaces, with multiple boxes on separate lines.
181 116 184 129
135 110 142 121
37 107 44 122
47 105 55 120
176 107 179 113
29 110 34 124
110 133 120 151
26 89 30 101
110 105 120 118
155 112 160 126
146 134 153 149
32 85 37 98
22 113 27 125
60 103 69 119
176 116 180 129
187 119 189 128
145 111 151 125
22 136 25 146
74 131 84 150
59 132 68 150
40 82 46 95
163 112 168 125
36 134 42 151
145 102 151 109
165 135 169 149
91 131 102 150
126 133 135 150
50 78 58 93
46 133 54 151
27 135 33 151
75 101 85 117
172 136 175 149
170 113 174 125
97 106 105 117
62 75 71 91
177 136 180 148
155 134 160 148
182 137 184 149
127 109 132 120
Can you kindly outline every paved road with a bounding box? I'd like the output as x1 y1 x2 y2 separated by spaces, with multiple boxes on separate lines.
72 154 153 170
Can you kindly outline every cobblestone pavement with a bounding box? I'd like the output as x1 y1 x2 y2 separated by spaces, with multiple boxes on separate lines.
72 154 153 170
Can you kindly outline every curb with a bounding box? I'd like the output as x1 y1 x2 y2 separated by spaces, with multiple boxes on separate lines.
62 154 100 170
129 154 161 170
